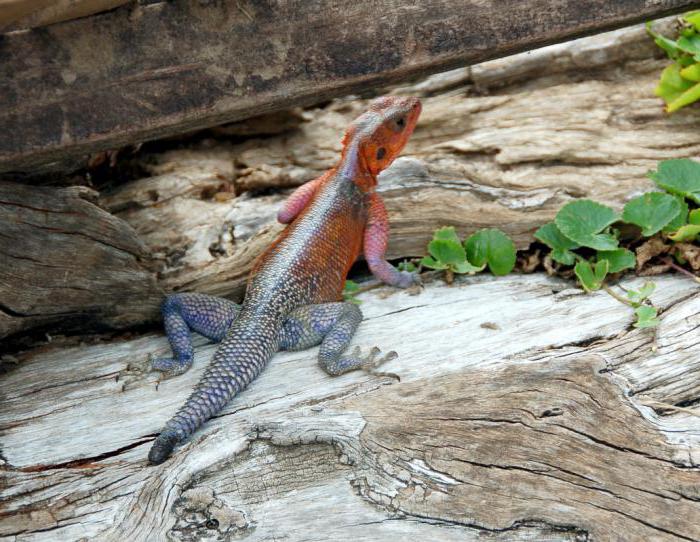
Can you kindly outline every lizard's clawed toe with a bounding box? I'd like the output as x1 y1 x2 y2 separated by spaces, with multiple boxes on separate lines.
360 346 400 381
117 356 157 392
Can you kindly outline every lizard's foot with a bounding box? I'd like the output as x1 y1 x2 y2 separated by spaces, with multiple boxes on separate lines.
359 346 400 381
116 355 157 392
324 345 400 380
149 355 193 377
393 270 421 289
116 354 192 391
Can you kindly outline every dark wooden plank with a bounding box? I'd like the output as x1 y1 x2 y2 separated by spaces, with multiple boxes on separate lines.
0 181 162 340
1 0 699 174
0 0 131 32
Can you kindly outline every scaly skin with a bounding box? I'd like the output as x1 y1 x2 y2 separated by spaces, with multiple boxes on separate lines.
147 96 421 464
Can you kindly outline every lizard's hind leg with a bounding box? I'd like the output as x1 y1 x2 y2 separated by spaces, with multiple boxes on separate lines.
154 293 242 376
280 302 399 378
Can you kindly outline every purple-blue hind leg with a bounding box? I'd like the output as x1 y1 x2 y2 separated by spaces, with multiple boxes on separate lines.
155 293 241 376
280 302 399 377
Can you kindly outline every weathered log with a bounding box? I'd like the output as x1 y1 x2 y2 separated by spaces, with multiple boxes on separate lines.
101 23 700 301
0 181 162 340
0 0 130 32
1 274 699 540
2 0 700 174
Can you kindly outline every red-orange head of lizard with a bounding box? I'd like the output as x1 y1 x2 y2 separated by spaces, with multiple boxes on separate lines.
341 96 421 188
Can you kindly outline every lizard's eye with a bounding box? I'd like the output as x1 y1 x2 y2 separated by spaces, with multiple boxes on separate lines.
376 147 386 160
391 117 406 132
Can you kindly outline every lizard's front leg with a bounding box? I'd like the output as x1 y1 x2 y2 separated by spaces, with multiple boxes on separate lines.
280 302 398 377
364 192 419 288
277 172 328 224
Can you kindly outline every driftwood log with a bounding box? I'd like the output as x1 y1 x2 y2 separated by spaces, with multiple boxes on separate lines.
2 274 700 540
102 22 700 303
3 21 700 542
0 181 161 340
2 0 700 174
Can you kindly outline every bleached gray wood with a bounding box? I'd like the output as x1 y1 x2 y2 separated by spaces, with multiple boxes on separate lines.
1 274 699 540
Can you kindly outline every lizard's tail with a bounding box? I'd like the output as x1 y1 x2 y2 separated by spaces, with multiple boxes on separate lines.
148 313 279 464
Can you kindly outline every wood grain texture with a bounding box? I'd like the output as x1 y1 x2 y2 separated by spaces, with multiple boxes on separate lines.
2 0 700 174
99 23 700 301
2 274 699 540
0 181 162 340
0 0 130 31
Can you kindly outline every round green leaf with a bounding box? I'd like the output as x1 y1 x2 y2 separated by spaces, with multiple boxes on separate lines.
555 200 619 250
427 239 466 266
596 248 636 273
663 196 688 232
433 226 462 244
622 192 681 236
420 255 447 270
649 159 700 203
464 229 516 276
534 222 579 265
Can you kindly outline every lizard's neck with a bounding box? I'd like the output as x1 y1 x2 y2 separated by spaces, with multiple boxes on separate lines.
337 140 377 193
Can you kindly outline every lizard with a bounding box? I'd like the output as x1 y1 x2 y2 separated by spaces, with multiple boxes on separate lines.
147 96 422 464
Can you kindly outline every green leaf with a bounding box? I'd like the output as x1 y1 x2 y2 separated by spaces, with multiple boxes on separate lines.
649 158 700 203
669 223 700 242
549 249 575 266
574 259 609 292
534 222 579 265
684 10 700 32
677 34 700 56
656 63 695 105
419 255 448 270
647 22 683 59
669 210 700 243
398 260 416 273
342 280 361 304
680 62 700 82
622 192 682 236
428 239 466 266
433 226 462 244
668 81 700 112
634 305 660 328
627 282 656 305
597 248 636 273
464 229 517 276
663 196 688 232
453 260 486 274
555 200 619 250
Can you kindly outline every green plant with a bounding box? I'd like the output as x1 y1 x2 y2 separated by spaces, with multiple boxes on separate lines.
648 11 700 112
412 160 700 330
533 159 700 327
342 280 361 304
419 226 516 283
606 282 661 329
464 229 517 276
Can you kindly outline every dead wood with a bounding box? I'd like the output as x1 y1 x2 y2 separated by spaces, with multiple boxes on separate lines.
1 275 699 540
0 181 162 340
2 0 700 173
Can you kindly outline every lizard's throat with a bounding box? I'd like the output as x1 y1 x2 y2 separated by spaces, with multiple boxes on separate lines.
337 143 377 193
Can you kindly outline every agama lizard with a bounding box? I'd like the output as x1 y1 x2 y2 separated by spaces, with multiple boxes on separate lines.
147 96 422 464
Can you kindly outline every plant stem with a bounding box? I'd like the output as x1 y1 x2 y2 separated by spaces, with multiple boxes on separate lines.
602 285 634 307
662 257 700 283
